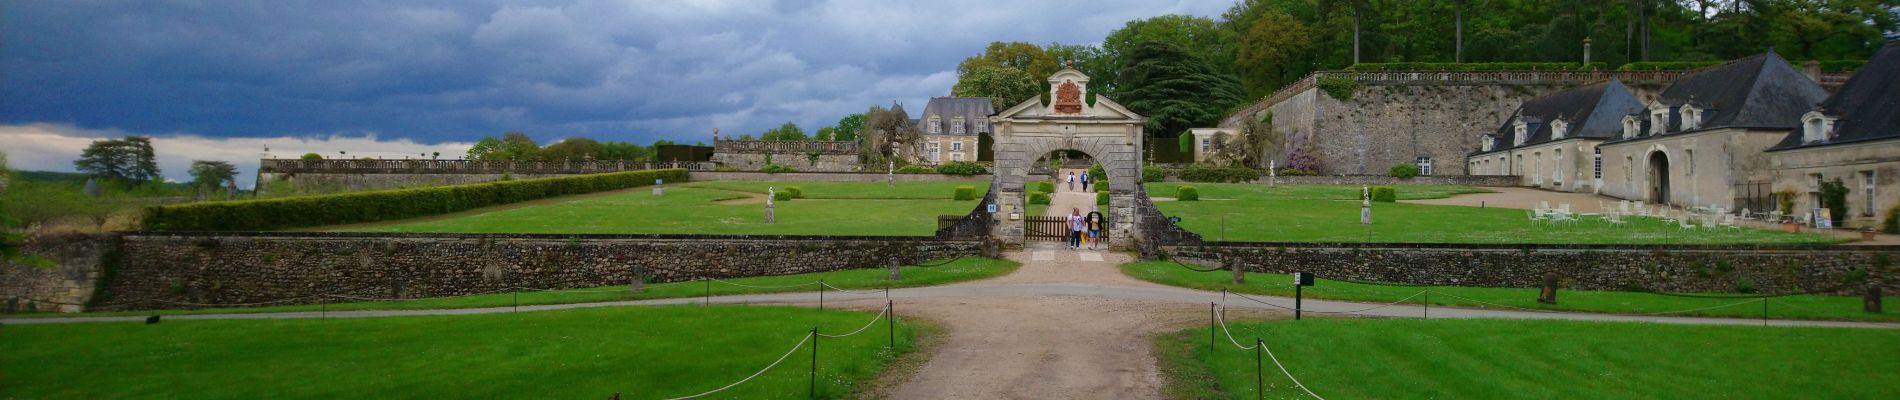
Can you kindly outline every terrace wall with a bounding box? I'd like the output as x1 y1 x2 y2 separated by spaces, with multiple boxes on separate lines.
255 159 713 196
1167 242 1900 295
4 233 983 312
689 172 992 182
1163 174 1520 187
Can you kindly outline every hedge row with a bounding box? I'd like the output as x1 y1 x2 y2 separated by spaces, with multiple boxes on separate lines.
1346 62 1606 72
142 169 689 231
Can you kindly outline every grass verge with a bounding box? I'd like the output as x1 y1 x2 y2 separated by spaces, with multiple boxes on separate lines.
1158 318 1900 399
1121 261 1898 322
0 305 918 399
11 258 1017 319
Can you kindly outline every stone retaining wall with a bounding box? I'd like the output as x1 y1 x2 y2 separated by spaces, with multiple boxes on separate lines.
690 171 993 182
0 234 110 313
7 233 982 312
1168 242 1900 295
1165 174 1521 187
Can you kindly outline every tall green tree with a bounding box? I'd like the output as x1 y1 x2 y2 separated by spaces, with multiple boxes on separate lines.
542 137 608 160
833 113 866 142
957 42 1060 81
186 160 237 189
1117 41 1245 141
1044 42 1116 86
815 127 837 141
73 136 161 184
466 132 543 160
760 122 808 141
1236 8 1314 98
1102 15 1238 93
858 104 920 166
952 65 1041 108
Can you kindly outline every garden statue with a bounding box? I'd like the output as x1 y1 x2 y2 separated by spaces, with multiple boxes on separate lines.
887 160 894 187
653 178 664 196
1360 185 1372 225
765 186 776 224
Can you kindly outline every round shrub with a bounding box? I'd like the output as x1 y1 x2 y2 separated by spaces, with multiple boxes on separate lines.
1883 203 1899 234
1028 191 1052 205
1036 181 1055 193
1087 165 1107 183
1178 164 1259 183
783 186 803 199
1096 190 1109 205
1371 186 1397 202
936 161 988 175
300 153 323 160
1177 185 1200 201
953 185 976 201
896 165 935 174
1388 164 1420 179
773 191 793 201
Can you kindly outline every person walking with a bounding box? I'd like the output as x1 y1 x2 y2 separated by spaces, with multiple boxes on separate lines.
1080 171 1090 192
1067 208 1084 249
1085 207 1105 250
1066 172 1075 191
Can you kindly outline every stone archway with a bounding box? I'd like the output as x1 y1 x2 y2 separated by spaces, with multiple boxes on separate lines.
1647 150 1671 205
987 67 1148 248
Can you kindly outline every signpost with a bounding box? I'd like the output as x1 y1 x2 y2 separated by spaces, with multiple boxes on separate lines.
1292 272 1315 320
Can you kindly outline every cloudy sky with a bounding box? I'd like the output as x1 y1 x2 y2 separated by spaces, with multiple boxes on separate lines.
1 0 1230 185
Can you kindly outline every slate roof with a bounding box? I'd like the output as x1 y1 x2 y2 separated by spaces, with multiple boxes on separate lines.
1473 79 1644 155
1607 50 1829 145
1770 42 1900 151
919 97 995 136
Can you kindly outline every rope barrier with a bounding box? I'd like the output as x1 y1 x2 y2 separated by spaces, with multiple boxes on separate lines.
817 306 890 338
910 256 971 268
818 282 887 295
1420 291 1566 314
1213 305 1258 350
1258 338 1326 400
1167 258 1226 273
660 331 814 400
708 279 820 289
1227 291 1300 312
1629 298 1766 316
1298 291 1429 315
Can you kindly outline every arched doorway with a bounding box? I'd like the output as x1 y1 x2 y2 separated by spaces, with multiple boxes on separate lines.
1647 151 1670 205
986 66 1150 248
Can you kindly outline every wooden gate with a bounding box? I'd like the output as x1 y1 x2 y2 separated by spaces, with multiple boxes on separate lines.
1024 216 1070 242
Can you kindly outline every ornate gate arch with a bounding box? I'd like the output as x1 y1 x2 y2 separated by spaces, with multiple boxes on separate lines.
986 67 1149 248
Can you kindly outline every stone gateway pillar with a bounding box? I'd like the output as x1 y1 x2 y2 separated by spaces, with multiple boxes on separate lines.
988 66 1149 249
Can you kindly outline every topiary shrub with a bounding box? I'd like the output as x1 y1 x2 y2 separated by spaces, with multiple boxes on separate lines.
1036 181 1055 193
896 165 934 174
773 191 793 201
936 161 988 175
1177 185 1200 201
953 185 976 201
1388 164 1420 179
1088 165 1107 183
761 164 796 173
1028 191 1052 205
1371 186 1397 202
1275 167 1318 176
783 186 803 199
1142 167 1167 182
1096 190 1109 205
1884 203 1899 234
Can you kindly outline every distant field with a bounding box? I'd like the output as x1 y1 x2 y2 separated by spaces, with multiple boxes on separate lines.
1157 319 1900 399
1 305 919 399
340 180 989 235
1145 183 1842 244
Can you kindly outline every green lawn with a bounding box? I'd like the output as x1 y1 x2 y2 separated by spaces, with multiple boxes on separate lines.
0 305 920 399
1158 319 1900 399
14 258 1017 318
1145 183 1843 244
1121 261 1899 322
342 180 988 235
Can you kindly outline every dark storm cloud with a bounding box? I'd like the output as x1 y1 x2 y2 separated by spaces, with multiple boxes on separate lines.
0 0 1229 146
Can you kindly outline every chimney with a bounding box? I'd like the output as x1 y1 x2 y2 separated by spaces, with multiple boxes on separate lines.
1804 60 1822 83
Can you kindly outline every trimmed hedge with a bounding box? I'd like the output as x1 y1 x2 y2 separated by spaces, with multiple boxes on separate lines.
1036 181 1055 193
1179 164 1260 183
760 164 796 173
1028 191 1052 205
896 165 935 174
142 169 689 231
1389 164 1420 179
1177 186 1200 201
1371 186 1397 202
773 190 794 201
936 161 988 175
1617 61 1724 71
782 186 803 199
1347 62 1606 71
1317 77 1358 100
1883 204 1898 234
1088 165 1107 183
1142 167 1167 182
953 186 976 201
1096 190 1109 205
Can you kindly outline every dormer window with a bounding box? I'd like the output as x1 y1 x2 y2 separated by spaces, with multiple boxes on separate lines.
1801 111 1835 144
975 119 988 133
927 117 941 134
1513 119 1529 146
1482 135 1496 152
1622 115 1640 139
951 117 965 134
1649 109 1668 135
1680 105 1701 130
1550 119 1569 140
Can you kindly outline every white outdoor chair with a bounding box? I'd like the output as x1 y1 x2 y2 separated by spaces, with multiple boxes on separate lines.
1678 216 1697 230
1739 208 1755 220
1527 210 1548 224
1720 214 1741 230
1540 201 1551 211
1767 210 1783 223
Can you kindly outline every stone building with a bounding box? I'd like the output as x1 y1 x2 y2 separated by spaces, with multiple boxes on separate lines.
1766 42 1900 229
1186 128 1237 164
1596 51 1829 210
1466 78 1645 192
914 97 994 165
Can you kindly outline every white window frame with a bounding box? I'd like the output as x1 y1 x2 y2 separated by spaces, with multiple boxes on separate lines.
1550 119 1568 140
1513 119 1529 146
951 141 963 152
1532 152 1543 185
928 117 941 134
951 153 964 161
927 142 941 163
1416 156 1433 176
951 117 965 134
975 119 988 133
1592 147 1602 179
1622 115 1641 139
1863 171 1876 217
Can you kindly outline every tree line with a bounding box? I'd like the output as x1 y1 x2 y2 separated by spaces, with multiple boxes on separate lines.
951 0 1898 140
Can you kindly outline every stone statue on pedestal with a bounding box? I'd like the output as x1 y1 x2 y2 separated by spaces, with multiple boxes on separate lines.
765 187 776 224
1360 185 1372 225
